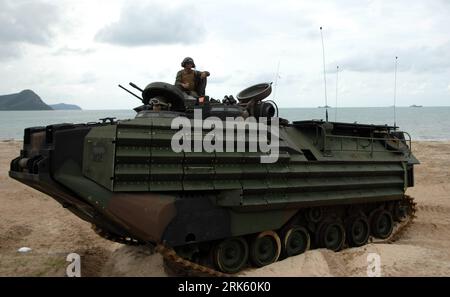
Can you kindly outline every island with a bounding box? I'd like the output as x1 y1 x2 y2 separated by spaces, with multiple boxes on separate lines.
50 103 82 110
0 90 82 110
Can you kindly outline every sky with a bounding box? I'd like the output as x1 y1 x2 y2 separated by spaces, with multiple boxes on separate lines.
1 0 449 109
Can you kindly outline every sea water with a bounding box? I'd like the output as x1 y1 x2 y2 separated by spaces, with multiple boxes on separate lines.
0 107 449 141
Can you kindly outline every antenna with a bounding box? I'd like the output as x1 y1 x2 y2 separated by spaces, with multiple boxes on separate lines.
320 27 328 122
335 65 339 122
393 56 398 129
273 60 281 101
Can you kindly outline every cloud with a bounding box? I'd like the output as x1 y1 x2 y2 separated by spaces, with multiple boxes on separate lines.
278 74 303 85
0 44 21 60
2 1 450 109
335 43 450 73
78 72 97 85
95 2 206 46
0 0 62 45
200 1 317 43
209 74 232 84
0 0 65 61
52 46 95 56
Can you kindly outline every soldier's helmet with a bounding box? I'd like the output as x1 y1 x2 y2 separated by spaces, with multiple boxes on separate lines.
181 57 196 68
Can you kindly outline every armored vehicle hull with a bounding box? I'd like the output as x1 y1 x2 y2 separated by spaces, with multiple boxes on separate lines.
9 83 419 274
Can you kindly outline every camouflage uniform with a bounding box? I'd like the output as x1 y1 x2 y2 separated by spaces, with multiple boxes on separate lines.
175 57 209 97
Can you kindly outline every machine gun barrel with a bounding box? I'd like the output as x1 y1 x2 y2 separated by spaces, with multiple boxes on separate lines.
118 84 143 102
129 82 144 92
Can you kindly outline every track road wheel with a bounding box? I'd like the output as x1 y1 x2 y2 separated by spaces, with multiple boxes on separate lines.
282 226 310 257
346 216 370 247
250 231 281 267
371 210 394 239
213 237 248 274
319 221 345 251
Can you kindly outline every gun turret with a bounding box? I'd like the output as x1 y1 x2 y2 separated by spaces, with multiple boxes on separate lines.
129 82 144 93
118 84 143 102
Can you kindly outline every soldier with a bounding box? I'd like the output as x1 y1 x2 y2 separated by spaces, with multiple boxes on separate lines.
175 57 210 97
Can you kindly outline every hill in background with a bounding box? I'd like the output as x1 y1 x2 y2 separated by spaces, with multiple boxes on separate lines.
0 90 52 110
0 90 81 110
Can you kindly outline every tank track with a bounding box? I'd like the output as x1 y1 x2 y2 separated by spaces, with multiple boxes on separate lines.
91 196 416 277
91 225 142 246
155 245 232 277
90 224 230 276
374 195 416 244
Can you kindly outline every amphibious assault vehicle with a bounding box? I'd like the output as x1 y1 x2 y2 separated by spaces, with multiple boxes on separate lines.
10 82 418 274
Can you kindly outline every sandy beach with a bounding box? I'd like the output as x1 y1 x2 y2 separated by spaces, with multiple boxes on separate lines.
1 140 449 276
